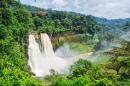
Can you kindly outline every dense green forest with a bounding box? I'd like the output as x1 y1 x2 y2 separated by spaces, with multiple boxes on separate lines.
96 17 130 37
0 0 130 85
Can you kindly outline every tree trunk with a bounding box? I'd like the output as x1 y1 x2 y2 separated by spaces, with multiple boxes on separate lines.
116 68 120 75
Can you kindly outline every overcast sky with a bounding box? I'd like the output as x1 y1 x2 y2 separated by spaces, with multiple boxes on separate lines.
20 0 130 19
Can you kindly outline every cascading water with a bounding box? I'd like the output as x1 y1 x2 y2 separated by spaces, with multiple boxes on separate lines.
28 33 92 77
28 33 68 77
28 34 43 76
41 33 55 57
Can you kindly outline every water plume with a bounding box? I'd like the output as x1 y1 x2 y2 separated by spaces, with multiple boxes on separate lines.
55 43 79 58
41 33 55 57
120 31 130 41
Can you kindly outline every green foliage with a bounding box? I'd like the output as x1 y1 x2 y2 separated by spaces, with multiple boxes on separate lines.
91 78 113 86
103 40 130 83
70 43 93 53
0 68 42 86
122 21 130 32
69 59 93 77
53 75 113 86
96 17 130 37
54 76 72 86
69 59 103 80
43 74 58 85
0 0 45 85
54 75 90 86
119 79 130 86
93 33 99 43
103 40 130 74
106 56 130 75
103 40 130 57
24 5 100 36
14 8 32 23
0 24 9 39
72 76 90 86
1 0 130 85
45 59 112 86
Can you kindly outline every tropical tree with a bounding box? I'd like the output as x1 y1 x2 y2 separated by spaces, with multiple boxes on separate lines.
103 40 130 75
69 59 93 77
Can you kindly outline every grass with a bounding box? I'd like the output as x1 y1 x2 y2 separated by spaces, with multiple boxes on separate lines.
69 42 93 53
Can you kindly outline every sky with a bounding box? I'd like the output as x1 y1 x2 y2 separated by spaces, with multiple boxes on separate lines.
20 0 130 19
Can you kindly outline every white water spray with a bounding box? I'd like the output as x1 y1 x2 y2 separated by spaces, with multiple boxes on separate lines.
28 33 92 77
28 34 42 76
41 33 55 57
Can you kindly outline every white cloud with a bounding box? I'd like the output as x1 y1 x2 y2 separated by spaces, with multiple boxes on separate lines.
52 0 68 7
73 0 78 6
78 0 130 19
20 0 130 19
32 1 50 9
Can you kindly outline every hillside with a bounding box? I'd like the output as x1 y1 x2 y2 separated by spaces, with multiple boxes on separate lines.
0 0 130 85
95 17 130 37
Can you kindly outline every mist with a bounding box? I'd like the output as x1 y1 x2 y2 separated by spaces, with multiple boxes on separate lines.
55 43 79 58
120 31 130 41
28 33 92 77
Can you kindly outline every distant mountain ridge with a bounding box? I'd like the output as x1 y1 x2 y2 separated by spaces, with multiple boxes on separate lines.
95 17 130 24
23 4 130 37
23 4 130 23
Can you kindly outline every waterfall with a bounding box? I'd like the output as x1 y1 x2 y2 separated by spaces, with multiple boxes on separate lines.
28 33 68 77
28 34 43 76
28 33 92 77
41 33 55 57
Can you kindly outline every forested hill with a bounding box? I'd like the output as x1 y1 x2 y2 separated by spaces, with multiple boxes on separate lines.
23 4 102 52
23 4 99 35
24 4 130 37
0 0 130 85
23 4 130 50
96 17 130 24
95 17 130 37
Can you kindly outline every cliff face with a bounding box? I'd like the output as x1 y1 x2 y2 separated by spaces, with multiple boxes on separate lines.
29 31 93 53
30 31 40 43
51 31 94 53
